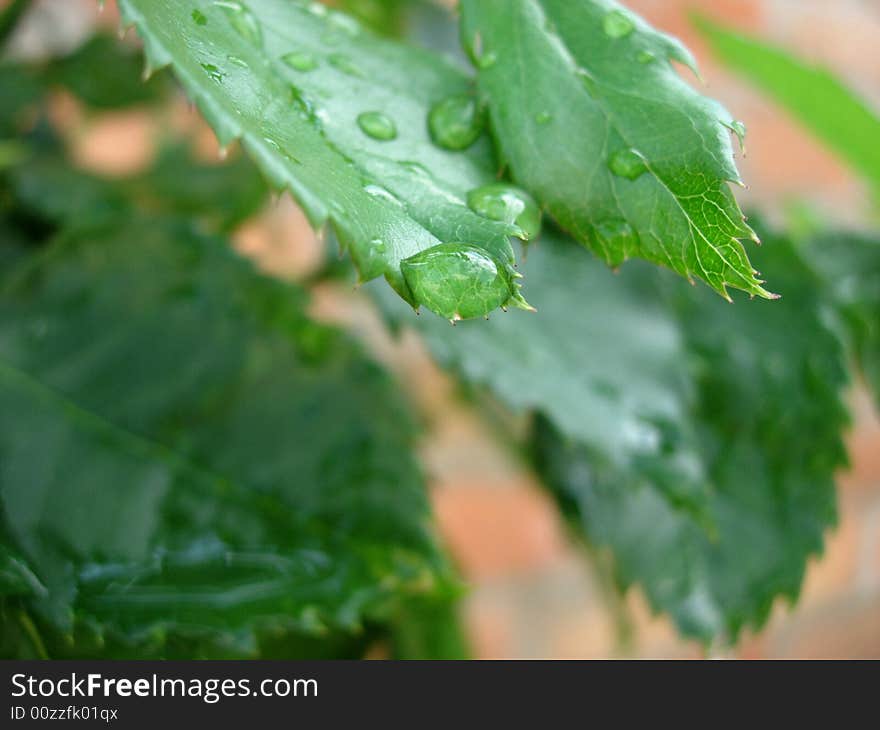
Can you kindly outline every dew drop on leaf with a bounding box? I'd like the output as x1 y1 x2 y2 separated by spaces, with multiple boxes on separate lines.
227 54 248 68
328 53 363 78
467 183 541 241
603 9 635 39
370 238 387 254
357 111 397 141
608 148 648 180
595 218 639 259
401 243 530 320
428 95 485 151
282 51 318 72
214 1 262 46
191 9 207 25
201 63 225 83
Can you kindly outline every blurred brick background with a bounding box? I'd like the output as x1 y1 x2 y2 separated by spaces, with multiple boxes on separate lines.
8 0 880 657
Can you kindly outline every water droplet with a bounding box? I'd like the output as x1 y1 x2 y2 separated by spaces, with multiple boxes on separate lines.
306 1 327 16
469 32 497 70
467 183 542 241
328 11 360 36
201 63 225 83
608 147 648 180
577 68 598 96
282 51 318 72
595 218 638 260
214 1 262 46
637 50 655 64
357 111 397 141
428 95 485 151
328 53 363 78
364 184 403 207
476 50 497 69
401 243 530 320
370 238 387 254
535 111 553 124
603 9 635 39
191 9 208 25
227 54 248 68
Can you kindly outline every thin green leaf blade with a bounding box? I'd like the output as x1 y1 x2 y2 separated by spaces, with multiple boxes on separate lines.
460 0 772 300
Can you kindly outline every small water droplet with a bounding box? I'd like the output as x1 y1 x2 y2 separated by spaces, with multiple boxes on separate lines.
469 32 497 69
306 1 327 16
214 1 262 46
428 95 485 151
608 147 648 180
364 184 402 207
282 51 318 72
201 63 225 83
577 68 598 96
227 54 248 68
191 9 208 25
595 218 638 258
328 11 360 36
328 53 363 78
357 111 397 141
603 9 635 39
535 111 553 124
637 50 655 64
370 238 387 254
467 183 542 241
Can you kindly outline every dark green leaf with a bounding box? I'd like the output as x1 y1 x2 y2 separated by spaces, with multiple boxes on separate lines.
800 230 880 407
381 226 848 640
460 0 772 300
118 0 529 318
0 216 452 658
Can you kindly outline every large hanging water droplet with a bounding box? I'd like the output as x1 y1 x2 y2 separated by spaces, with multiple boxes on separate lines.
467 183 542 241
357 111 397 141
201 63 225 83
401 243 531 321
282 51 318 72
428 95 485 151
191 9 208 25
603 9 635 39
608 148 648 180
214 1 262 46
595 218 638 259
328 53 363 78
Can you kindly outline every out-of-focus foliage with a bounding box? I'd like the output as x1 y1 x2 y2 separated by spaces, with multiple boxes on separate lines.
379 225 849 641
460 0 770 301
0 215 455 658
695 15 880 198
800 231 880 408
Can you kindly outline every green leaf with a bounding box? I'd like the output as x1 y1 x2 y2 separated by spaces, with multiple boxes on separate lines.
118 0 529 318
695 15 880 196
380 225 848 640
800 230 880 407
0 216 452 658
7 146 268 232
459 0 773 300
